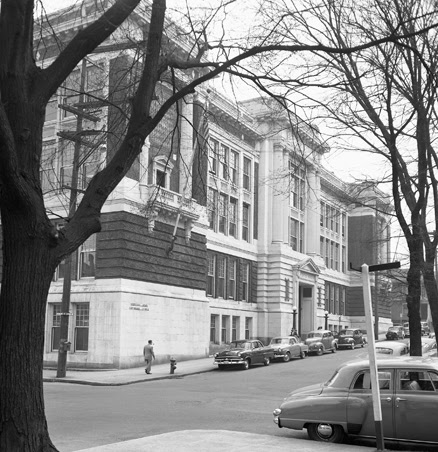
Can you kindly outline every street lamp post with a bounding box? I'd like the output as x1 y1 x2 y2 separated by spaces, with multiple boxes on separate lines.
292 306 297 334
324 310 329 330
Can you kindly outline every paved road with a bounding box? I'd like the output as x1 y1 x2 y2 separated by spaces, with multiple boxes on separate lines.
45 347 367 451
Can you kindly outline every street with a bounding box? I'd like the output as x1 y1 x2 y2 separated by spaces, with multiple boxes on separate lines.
45 347 368 451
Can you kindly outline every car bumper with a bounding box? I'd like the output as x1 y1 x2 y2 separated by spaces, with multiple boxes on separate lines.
213 359 244 365
338 342 354 348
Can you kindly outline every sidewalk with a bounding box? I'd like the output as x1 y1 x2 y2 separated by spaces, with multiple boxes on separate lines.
43 356 215 386
74 430 380 452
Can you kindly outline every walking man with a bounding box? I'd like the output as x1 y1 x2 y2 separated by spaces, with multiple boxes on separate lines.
143 339 155 374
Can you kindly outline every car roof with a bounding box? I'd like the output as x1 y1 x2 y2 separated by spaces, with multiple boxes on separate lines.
376 341 408 350
340 356 438 372
308 329 331 334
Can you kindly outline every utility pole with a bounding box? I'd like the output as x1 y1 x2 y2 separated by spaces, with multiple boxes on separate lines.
56 59 100 377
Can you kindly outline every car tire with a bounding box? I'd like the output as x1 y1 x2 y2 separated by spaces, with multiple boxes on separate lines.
283 352 291 362
331 346 336 353
300 351 306 359
361 342 364 348
308 423 344 443
242 359 250 370
263 356 270 366
316 347 324 356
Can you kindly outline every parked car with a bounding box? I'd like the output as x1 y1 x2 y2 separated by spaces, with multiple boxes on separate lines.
375 341 409 356
269 336 309 362
421 337 437 357
337 329 366 350
386 326 405 340
213 339 274 370
359 329 368 344
304 330 336 355
421 322 430 336
273 357 438 446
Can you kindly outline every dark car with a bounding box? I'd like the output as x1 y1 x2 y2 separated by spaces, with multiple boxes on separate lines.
386 326 405 340
273 357 438 446
213 339 274 370
337 329 365 350
304 330 336 355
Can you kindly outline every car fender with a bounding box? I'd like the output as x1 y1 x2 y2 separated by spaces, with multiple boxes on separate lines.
280 394 348 431
345 395 370 431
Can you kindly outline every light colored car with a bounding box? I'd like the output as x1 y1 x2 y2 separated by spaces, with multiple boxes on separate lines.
375 341 409 356
386 326 405 340
304 330 337 355
421 337 437 357
273 357 438 446
269 336 309 362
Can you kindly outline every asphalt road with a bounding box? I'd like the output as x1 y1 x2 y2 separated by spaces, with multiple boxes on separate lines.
45 347 368 452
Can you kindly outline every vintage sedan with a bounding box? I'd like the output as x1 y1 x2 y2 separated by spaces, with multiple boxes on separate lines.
375 341 409 356
337 329 365 350
386 326 405 340
213 339 274 370
421 337 437 357
273 357 438 446
304 330 336 355
269 336 309 362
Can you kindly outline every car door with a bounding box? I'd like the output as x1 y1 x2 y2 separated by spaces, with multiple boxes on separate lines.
393 369 438 442
347 369 395 439
353 330 362 346
289 337 299 357
252 341 263 363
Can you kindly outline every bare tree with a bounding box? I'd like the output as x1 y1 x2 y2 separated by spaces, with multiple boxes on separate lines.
1 0 438 449
251 0 438 355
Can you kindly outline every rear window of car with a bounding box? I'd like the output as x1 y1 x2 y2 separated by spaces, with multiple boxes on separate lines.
352 371 392 390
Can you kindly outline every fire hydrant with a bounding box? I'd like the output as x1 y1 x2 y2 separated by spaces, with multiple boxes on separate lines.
170 357 177 374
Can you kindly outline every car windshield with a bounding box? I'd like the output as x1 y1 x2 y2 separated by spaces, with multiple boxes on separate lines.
228 342 251 350
340 329 354 335
376 347 394 355
307 332 322 338
271 338 289 344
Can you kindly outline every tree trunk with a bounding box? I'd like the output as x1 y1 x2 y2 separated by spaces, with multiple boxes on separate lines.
0 213 58 451
406 241 423 356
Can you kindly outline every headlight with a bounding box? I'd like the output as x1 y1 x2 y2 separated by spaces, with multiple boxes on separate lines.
214 353 218 358
273 408 281 416
237 351 241 356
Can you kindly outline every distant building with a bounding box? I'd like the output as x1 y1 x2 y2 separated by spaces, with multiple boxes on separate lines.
31 0 393 368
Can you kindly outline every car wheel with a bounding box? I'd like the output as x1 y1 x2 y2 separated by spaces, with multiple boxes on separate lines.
361 342 364 348
316 347 324 356
307 423 345 443
300 351 306 359
263 356 270 366
242 359 250 370
283 352 291 362
331 346 336 353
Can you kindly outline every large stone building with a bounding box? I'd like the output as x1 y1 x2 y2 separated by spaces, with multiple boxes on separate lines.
33 1 393 369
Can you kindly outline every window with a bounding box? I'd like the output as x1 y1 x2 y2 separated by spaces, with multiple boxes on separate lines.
289 218 304 252
342 246 346 273
342 213 346 237
45 97 58 122
232 316 239 341
210 315 218 343
217 256 226 298
221 315 229 343
152 156 173 190
245 317 252 339
335 209 340 233
320 202 324 226
242 262 250 302
51 304 62 351
228 259 237 300
352 371 392 391
156 169 166 188
219 193 228 234
209 139 219 174
242 203 250 242
335 243 339 271
207 254 216 297
220 144 229 180
207 188 218 231
229 197 238 238
230 150 239 185
325 239 329 267
290 163 306 210
74 303 89 352
243 156 251 190
80 234 96 278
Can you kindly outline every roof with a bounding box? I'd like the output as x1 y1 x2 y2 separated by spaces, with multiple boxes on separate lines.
340 356 438 371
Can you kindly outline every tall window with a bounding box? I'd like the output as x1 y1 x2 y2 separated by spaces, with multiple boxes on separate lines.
289 218 304 252
218 193 228 234
243 156 251 190
242 262 250 302
210 315 218 343
232 316 239 341
245 317 252 339
290 163 306 210
230 150 239 185
335 243 340 271
228 259 237 300
74 303 89 352
207 254 216 297
221 315 229 343
220 144 229 180
342 246 346 273
209 138 219 174
325 239 329 267
51 304 62 351
229 197 238 238
242 203 250 242
80 234 96 278
207 188 218 231
342 213 346 237
217 256 226 298
320 202 324 226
